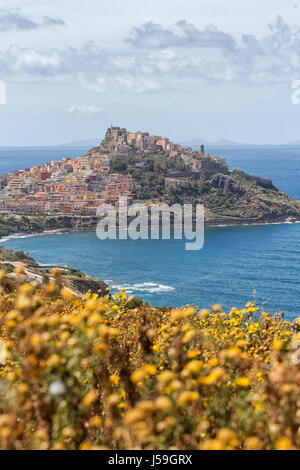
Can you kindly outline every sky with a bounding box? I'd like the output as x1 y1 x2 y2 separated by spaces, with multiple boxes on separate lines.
1 0 300 145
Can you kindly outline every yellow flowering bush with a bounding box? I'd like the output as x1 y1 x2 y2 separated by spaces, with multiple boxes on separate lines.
0 273 300 450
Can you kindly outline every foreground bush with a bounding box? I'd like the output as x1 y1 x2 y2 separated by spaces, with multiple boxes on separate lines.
0 270 300 450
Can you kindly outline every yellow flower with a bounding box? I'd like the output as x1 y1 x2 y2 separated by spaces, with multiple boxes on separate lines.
109 374 119 386
244 436 263 450
157 370 175 384
273 339 283 351
30 333 41 348
47 354 60 367
60 288 73 301
107 393 120 407
184 360 203 374
224 346 241 358
200 439 224 450
79 441 92 450
124 409 145 424
93 342 108 355
18 383 29 394
208 357 219 367
217 428 239 448
154 396 172 412
130 369 145 383
187 349 199 358
275 437 293 450
199 309 209 319
19 283 32 294
199 367 224 385
81 390 98 407
212 304 222 312
235 377 250 387
60 331 70 341
143 364 157 375
177 391 199 407
137 400 155 414
182 330 195 343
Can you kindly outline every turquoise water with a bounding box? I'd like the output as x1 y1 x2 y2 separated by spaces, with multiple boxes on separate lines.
0 145 299 318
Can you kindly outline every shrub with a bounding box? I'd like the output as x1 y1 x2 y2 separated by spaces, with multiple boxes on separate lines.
0 272 299 450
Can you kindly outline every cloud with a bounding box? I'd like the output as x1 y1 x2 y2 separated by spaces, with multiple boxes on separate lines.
0 11 65 31
42 16 65 28
126 20 237 53
66 104 102 114
124 16 300 86
0 16 300 91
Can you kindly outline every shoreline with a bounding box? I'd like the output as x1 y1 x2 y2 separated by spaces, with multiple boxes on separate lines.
0 216 299 243
0 217 299 317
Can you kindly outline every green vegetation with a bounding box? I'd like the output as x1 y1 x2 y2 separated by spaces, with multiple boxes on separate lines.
110 150 300 223
165 173 300 223
0 214 99 238
0 271 300 449
0 246 37 265
0 150 299 235
0 246 108 297
110 152 190 199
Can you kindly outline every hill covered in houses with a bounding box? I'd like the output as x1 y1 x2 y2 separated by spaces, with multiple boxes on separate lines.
0 126 299 235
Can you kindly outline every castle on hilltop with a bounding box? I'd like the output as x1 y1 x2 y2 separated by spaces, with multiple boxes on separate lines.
0 125 275 218
99 126 183 154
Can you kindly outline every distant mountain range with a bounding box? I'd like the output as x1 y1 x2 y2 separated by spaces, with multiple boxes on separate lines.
58 137 300 148
285 140 300 146
177 138 251 147
60 137 251 148
177 138 300 147
179 138 300 147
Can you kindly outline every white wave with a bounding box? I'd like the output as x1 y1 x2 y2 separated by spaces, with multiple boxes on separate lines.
38 263 69 267
0 230 68 243
0 233 40 243
212 220 300 228
110 282 175 294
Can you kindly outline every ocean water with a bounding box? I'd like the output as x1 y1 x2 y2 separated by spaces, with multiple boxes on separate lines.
0 144 299 198
205 145 300 200
0 145 300 318
1 223 300 319
0 147 88 174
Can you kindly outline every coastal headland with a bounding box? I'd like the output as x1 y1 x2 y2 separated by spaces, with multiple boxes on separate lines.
0 245 109 297
0 126 298 237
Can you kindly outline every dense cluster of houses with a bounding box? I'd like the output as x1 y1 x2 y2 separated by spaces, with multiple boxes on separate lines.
0 152 135 215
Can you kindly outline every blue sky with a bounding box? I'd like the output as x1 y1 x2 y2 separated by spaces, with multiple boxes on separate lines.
1 0 300 145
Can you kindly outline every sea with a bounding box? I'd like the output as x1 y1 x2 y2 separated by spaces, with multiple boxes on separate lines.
0 144 299 319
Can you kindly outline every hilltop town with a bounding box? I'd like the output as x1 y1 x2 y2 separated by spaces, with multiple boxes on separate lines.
0 126 229 215
0 126 299 225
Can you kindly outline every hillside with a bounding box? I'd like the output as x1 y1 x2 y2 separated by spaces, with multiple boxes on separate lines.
0 126 299 229
94 128 300 224
165 170 300 224
0 245 108 297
